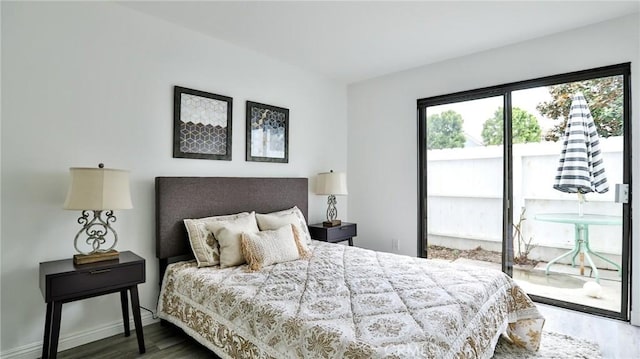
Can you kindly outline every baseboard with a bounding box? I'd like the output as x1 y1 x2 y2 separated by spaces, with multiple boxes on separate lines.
1 312 157 359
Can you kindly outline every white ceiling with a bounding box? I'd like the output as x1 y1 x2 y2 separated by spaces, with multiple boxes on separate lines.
120 1 640 84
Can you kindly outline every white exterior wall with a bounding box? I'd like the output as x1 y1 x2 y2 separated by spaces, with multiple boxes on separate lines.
1 2 346 357
428 137 624 265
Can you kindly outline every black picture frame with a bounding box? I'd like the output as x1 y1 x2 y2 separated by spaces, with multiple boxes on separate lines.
173 86 233 160
246 101 289 163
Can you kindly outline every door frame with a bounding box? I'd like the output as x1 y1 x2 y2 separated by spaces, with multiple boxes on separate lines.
417 62 632 320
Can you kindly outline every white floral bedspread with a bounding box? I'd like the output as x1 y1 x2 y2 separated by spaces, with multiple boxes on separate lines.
158 241 544 359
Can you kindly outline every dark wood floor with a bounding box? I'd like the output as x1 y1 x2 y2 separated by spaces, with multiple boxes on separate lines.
58 322 219 359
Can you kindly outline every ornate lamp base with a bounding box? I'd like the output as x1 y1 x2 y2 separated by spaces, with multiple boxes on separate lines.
72 210 121 265
324 195 342 227
73 249 119 265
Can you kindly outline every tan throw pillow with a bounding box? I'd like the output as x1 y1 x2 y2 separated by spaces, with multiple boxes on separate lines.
206 212 259 268
256 212 310 252
241 224 310 271
184 212 251 267
256 206 312 245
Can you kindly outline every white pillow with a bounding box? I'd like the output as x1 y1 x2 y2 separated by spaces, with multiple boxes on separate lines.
206 212 259 268
256 206 312 245
241 224 309 271
184 212 251 267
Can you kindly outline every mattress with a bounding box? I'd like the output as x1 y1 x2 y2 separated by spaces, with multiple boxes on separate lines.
158 241 544 358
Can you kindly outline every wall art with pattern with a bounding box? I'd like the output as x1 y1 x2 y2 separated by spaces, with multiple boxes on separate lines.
246 101 289 163
173 86 233 160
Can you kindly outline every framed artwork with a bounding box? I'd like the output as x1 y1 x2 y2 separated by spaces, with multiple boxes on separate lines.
246 101 289 163
173 86 233 160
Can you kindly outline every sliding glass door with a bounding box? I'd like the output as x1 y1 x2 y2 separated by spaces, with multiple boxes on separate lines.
418 63 631 320
423 95 506 274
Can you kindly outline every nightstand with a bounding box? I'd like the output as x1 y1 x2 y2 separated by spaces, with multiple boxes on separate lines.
39 251 146 359
308 222 357 246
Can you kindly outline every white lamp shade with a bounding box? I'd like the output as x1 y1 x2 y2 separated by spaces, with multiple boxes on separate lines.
63 167 133 210
316 171 348 195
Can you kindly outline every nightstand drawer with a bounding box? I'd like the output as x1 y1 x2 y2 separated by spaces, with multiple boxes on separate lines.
50 263 144 300
308 222 357 243
325 223 357 241
40 252 146 302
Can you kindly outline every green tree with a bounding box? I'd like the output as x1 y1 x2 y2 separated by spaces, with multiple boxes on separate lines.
427 110 466 149
536 76 623 141
481 107 542 145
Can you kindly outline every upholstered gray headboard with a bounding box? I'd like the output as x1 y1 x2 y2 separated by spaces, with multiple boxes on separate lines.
155 177 309 264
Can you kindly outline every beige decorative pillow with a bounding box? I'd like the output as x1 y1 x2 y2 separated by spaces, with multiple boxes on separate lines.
205 212 259 268
184 212 251 267
256 206 312 245
241 224 310 271
256 212 310 252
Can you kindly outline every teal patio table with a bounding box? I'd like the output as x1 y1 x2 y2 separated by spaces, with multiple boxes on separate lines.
534 213 622 283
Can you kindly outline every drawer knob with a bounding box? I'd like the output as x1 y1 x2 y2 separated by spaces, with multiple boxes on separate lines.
90 269 112 275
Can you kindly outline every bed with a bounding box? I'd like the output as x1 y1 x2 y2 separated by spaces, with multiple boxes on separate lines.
155 177 544 358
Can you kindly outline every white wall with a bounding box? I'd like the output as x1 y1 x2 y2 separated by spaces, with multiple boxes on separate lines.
0 2 346 357
428 138 624 267
348 14 640 321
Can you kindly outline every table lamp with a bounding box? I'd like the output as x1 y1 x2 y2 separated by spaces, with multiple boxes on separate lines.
63 163 133 264
316 170 348 227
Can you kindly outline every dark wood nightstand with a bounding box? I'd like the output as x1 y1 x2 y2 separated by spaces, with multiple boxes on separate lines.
308 222 357 246
39 251 146 359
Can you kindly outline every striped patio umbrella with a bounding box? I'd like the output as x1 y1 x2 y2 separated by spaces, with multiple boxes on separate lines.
553 92 609 212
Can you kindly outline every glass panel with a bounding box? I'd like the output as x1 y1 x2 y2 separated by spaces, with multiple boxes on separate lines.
511 76 624 314
425 96 505 272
